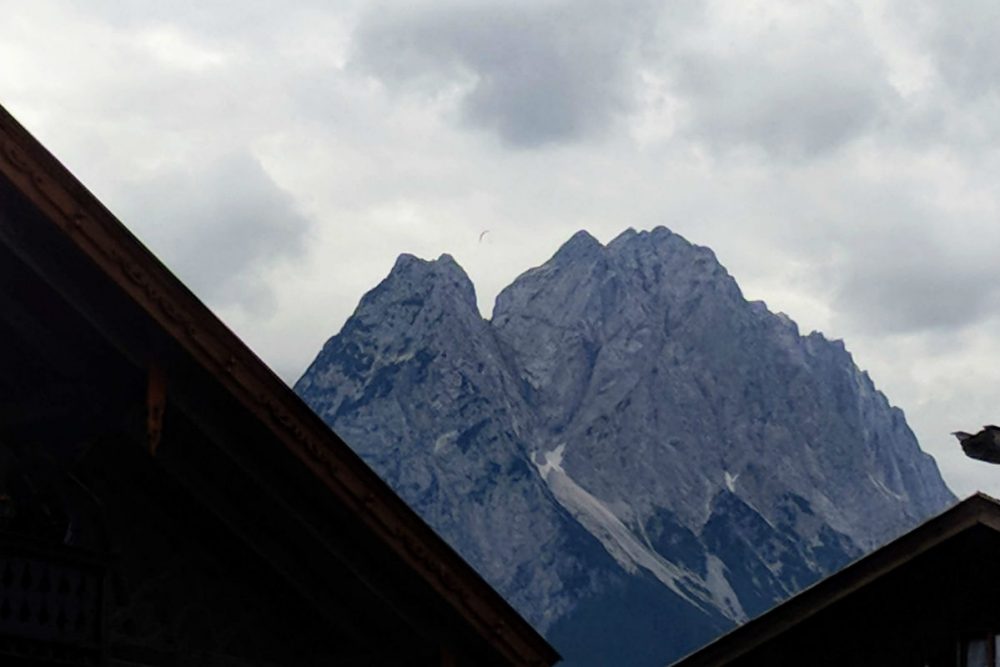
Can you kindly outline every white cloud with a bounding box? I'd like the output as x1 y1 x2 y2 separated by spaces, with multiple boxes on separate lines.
113 151 311 315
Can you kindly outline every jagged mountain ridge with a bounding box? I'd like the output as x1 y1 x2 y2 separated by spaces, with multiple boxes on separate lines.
295 227 954 666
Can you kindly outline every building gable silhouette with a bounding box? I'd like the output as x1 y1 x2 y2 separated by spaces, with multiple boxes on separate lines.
0 103 558 667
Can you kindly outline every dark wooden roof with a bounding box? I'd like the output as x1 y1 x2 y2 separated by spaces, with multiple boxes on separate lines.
672 493 994 667
0 102 559 666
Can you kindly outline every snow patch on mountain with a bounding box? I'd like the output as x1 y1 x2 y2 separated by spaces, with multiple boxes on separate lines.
724 471 739 493
533 443 747 622
704 555 745 622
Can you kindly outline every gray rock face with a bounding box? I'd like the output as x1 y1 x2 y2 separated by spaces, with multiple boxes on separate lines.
294 253 622 628
295 228 955 666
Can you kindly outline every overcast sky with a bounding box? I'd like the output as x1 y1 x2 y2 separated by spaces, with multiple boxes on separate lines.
2 0 999 498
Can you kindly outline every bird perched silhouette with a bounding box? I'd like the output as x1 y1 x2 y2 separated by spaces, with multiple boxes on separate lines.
953 426 1000 463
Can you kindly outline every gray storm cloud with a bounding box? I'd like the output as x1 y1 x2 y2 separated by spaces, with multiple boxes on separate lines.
351 1 897 158
351 0 658 147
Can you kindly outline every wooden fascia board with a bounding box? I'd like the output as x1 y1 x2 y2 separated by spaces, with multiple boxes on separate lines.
0 105 558 667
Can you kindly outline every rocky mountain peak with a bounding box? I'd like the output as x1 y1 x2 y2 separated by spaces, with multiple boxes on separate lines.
551 229 603 261
378 252 479 314
608 225 742 304
606 224 672 249
296 228 955 667
492 227 751 432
